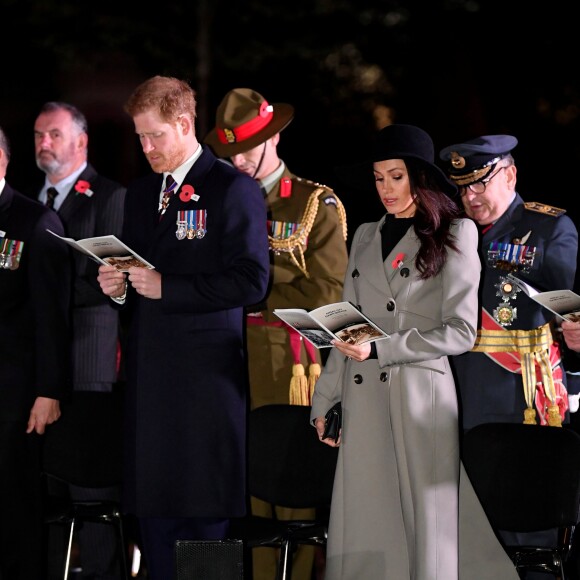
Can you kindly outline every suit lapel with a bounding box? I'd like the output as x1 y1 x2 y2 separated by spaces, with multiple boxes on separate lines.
0 184 14 215
355 217 419 297
154 147 215 237
386 233 417 273
355 219 390 294
58 165 99 222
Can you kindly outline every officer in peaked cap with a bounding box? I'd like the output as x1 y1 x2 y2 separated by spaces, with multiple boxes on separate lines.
440 134 579 578
205 88 348 580
440 134 518 191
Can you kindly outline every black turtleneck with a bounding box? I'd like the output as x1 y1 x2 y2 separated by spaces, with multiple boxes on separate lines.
381 214 414 261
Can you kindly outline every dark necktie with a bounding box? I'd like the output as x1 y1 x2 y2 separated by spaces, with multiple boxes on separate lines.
159 175 176 218
46 187 58 210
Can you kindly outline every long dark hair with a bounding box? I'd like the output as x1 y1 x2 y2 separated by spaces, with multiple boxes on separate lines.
405 158 463 279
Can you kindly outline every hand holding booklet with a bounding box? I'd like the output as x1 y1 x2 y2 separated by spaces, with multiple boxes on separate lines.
47 230 155 272
507 273 580 323
274 301 389 349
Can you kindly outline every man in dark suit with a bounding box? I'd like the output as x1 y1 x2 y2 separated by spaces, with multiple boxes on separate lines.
205 87 349 580
97 75 270 580
0 125 72 579
32 101 127 580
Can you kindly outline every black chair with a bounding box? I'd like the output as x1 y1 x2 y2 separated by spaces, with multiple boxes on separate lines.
462 422 580 580
227 404 339 580
174 539 244 580
42 390 130 580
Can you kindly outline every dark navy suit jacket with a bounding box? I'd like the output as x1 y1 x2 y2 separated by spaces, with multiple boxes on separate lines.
120 146 270 517
0 184 72 420
33 164 126 389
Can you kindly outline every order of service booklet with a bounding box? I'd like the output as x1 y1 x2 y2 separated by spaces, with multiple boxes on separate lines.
507 273 580 323
47 229 155 272
274 301 390 349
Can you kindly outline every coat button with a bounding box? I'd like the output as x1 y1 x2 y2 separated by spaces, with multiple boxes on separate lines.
400 267 410 278
354 374 363 384
352 269 359 278
380 372 388 382
386 300 395 311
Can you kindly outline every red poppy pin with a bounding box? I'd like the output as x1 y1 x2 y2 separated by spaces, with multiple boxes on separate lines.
179 184 199 203
391 252 405 269
75 180 94 197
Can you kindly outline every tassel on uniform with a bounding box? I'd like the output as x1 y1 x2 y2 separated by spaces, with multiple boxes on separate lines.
308 363 321 405
286 328 320 405
301 372 310 406
289 363 308 405
547 405 563 427
523 407 537 425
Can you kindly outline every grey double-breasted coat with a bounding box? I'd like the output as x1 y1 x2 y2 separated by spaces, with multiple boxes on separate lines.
311 216 519 579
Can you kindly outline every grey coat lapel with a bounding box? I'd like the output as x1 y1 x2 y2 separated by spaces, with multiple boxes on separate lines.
354 216 419 297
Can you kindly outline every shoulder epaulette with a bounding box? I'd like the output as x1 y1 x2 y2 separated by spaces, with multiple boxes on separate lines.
295 176 332 190
524 201 566 217
295 177 320 186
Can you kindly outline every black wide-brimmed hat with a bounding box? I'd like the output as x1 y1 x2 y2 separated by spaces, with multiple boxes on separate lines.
204 88 294 157
336 124 457 197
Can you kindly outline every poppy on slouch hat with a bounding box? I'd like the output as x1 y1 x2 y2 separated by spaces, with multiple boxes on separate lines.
204 88 294 157
439 135 518 186
335 124 457 197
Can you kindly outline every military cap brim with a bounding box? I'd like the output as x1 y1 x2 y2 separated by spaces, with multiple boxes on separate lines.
439 135 518 186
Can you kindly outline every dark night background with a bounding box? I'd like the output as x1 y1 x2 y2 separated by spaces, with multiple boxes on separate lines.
2 0 579 281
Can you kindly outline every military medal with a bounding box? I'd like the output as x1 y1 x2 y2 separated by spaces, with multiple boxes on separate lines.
492 275 521 326
493 303 517 326
179 210 207 240
268 219 303 254
175 211 187 240
196 210 207 239
159 177 177 216
495 278 521 301
176 224 187 240
0 237 24 270
186 210 196 239
487 241 536 273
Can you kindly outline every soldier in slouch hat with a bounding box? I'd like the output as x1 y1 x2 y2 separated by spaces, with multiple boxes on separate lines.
206 88 348 580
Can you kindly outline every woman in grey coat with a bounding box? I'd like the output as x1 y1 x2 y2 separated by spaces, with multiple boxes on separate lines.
311 124 519 580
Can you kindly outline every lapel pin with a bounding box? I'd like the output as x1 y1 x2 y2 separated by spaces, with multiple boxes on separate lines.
391 252 405 270
179 184 199 202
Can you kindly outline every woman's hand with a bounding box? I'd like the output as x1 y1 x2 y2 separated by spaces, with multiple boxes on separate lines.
314 416 341 447
331 340 372 362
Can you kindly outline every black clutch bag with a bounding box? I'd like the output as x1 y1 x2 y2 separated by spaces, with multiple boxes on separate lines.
322 402 342 441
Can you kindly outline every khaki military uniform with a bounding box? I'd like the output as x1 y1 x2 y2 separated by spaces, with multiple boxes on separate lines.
248 166 348 408
248 165 348 580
